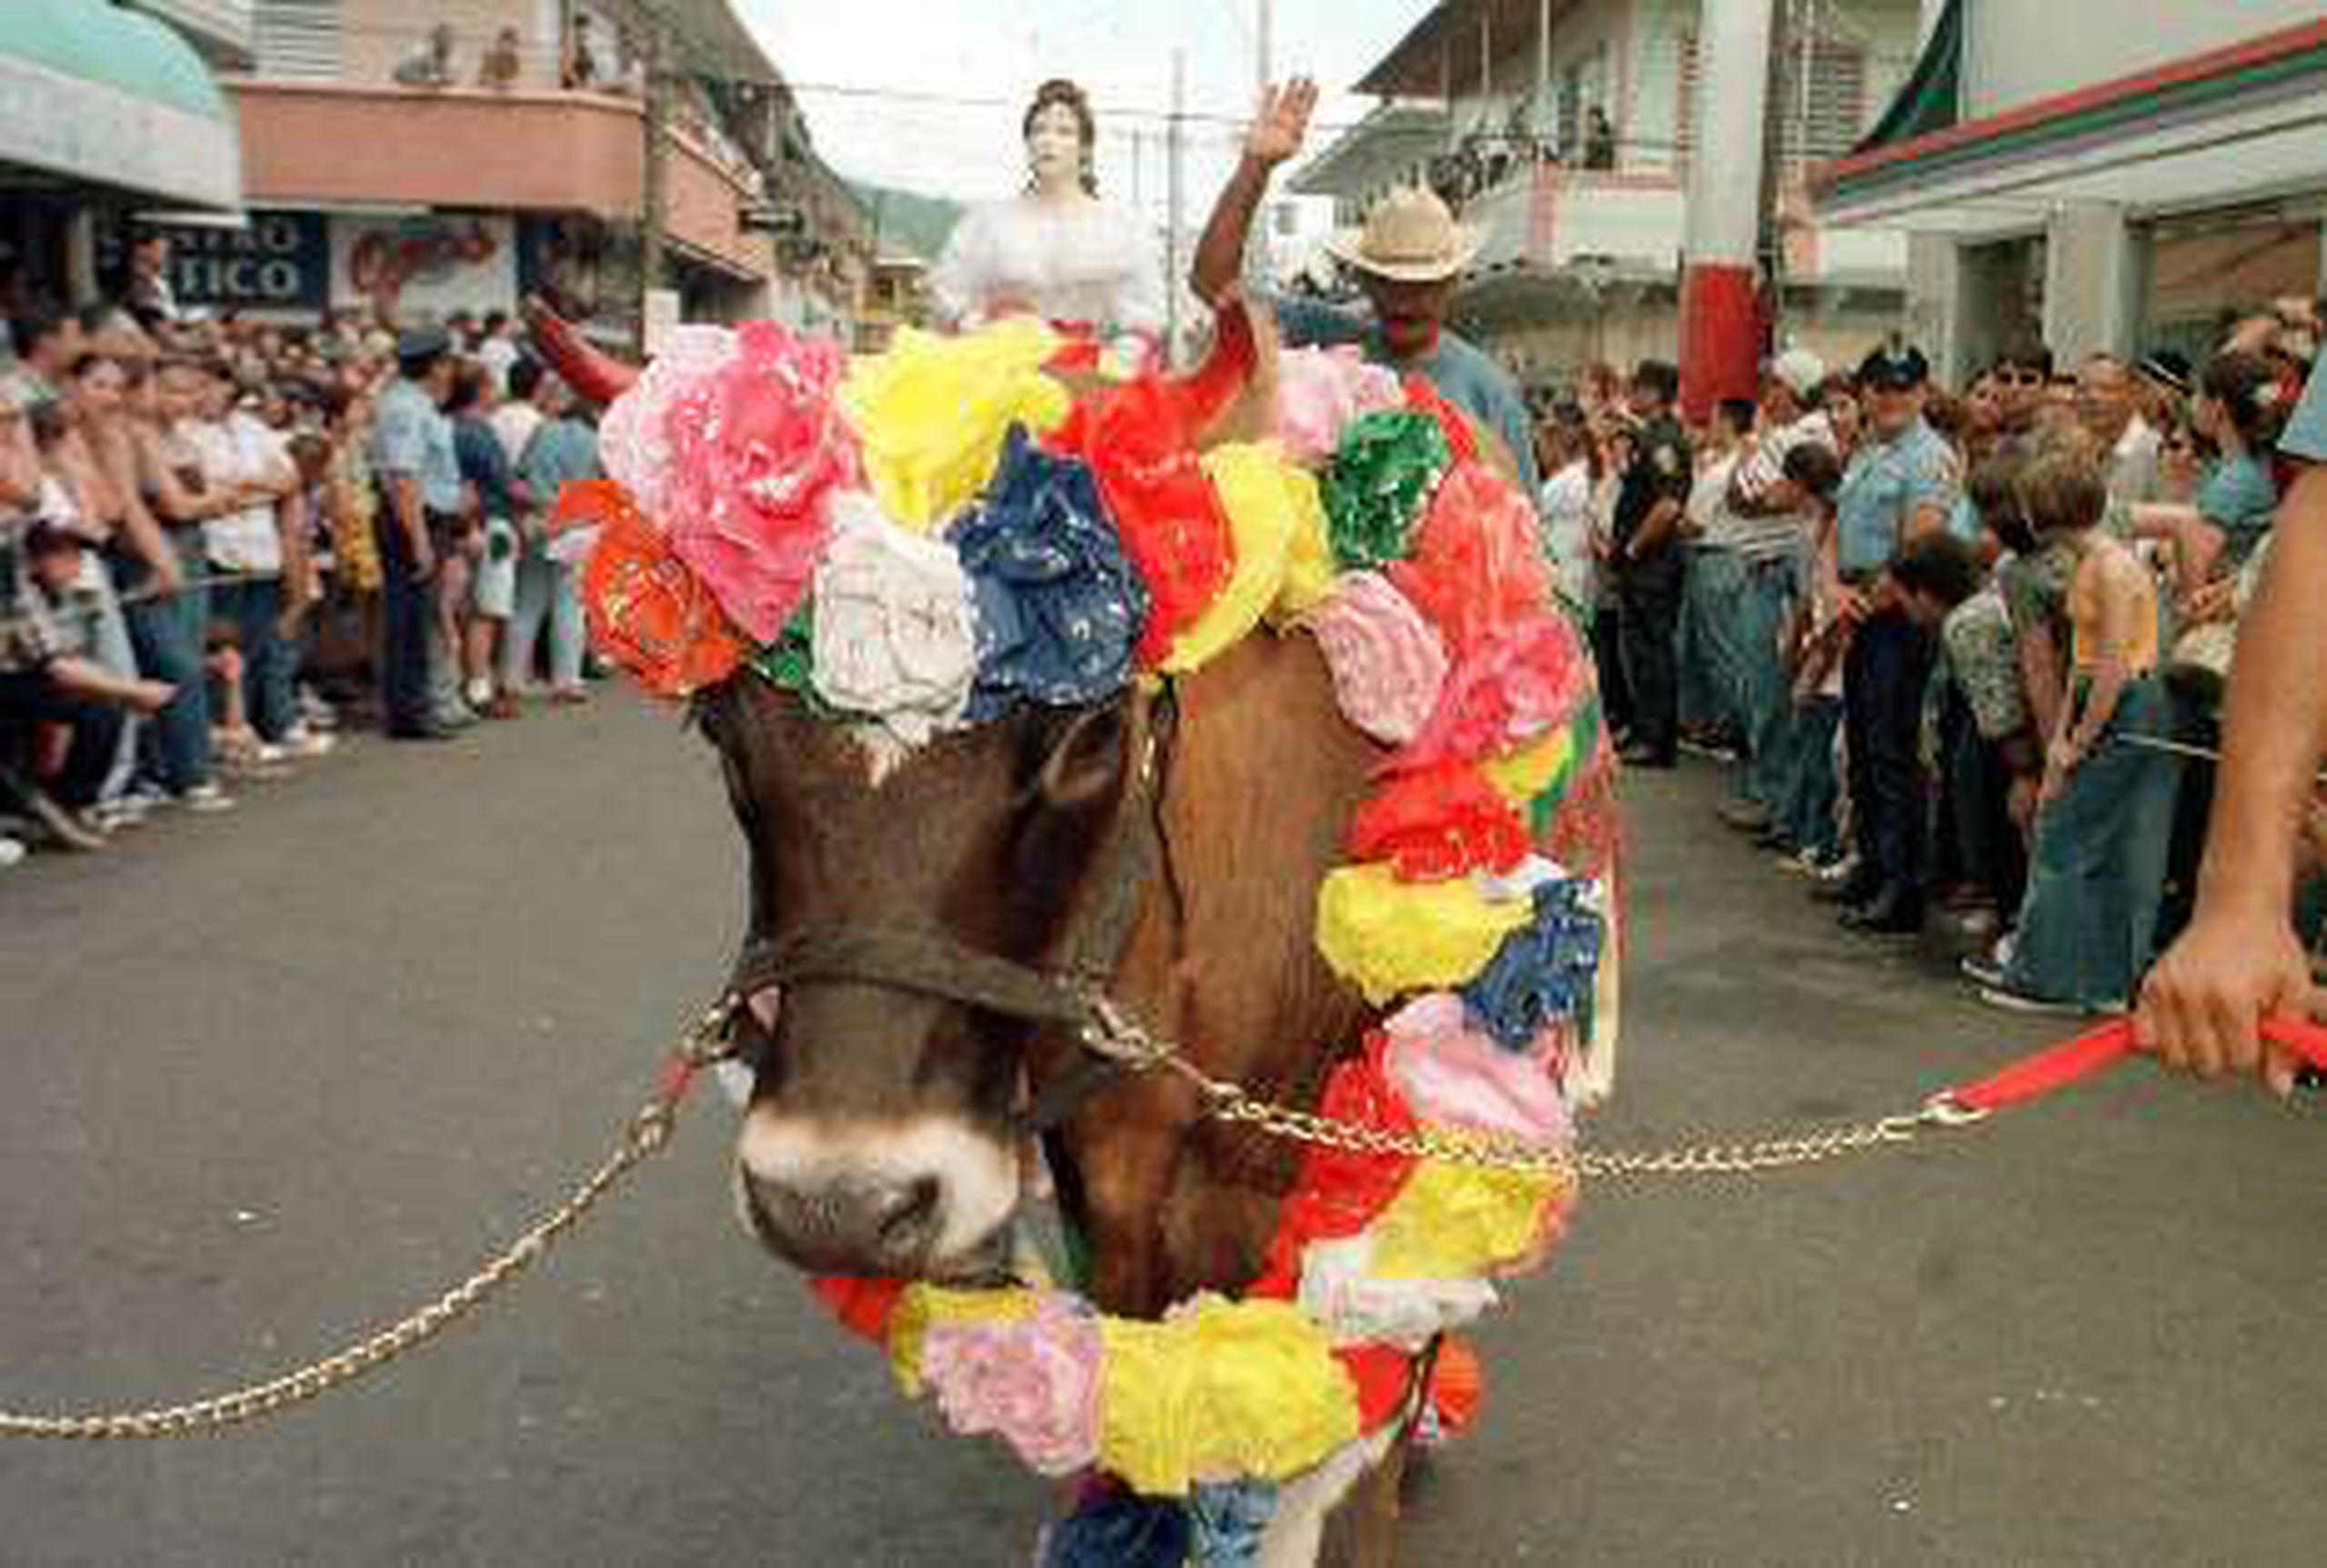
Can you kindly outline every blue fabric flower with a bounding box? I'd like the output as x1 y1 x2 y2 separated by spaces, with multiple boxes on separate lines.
1461 877 1604 1050
951 424 1148 718
1190 1479 1278 1567
1040 1486 1192 1568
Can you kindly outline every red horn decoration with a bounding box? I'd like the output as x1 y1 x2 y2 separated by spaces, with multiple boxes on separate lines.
520 294 637 405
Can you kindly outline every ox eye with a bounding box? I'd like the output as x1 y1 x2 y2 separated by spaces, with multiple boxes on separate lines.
1034 702 1127 807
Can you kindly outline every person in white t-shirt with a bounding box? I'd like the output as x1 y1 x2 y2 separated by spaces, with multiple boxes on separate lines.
185 363 304 755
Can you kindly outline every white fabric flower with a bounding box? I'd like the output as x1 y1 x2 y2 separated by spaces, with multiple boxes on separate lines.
1296 1233 1497 1351
809 491 977 745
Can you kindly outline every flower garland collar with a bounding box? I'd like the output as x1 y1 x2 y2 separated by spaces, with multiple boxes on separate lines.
567 315 1623 1563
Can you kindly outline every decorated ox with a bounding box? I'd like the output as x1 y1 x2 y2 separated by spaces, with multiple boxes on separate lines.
527 298 1621 1566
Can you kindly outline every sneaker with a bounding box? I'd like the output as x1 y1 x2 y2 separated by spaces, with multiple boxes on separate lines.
1718 799 1773 834
1959 952 2009 990
282 726 337 760
1978 984 2121 1018
90 797 148 833
254 741 288 767
548 686 589 707
1678 736 1741 764
1813 853 1863 886
0 835 25 869
23 790 105 851
178 783 237 814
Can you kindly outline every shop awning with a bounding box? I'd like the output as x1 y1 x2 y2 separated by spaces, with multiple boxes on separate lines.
0 0 242 210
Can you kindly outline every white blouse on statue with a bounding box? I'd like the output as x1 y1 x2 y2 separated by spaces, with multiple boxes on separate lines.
930 195 1168 341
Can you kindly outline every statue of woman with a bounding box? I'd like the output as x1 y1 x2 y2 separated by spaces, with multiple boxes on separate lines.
931 79 1166 356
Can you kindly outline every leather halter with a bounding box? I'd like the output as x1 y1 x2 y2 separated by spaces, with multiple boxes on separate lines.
721 683 1182 1134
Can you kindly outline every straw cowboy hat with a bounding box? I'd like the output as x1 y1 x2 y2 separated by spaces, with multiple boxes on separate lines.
1324 186 1482 283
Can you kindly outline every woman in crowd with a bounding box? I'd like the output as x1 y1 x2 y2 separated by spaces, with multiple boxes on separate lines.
2129 351 2283 596
1976 450 2178 1014
1535 402 1600 618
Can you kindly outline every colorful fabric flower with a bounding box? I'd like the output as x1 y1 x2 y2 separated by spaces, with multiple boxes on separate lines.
596 324 738 519
1388 462 1553 658
1189 1480 1279 1568
571 479 744 697
1251 1033 1420 1299
1315 863 1535 1005
841 318 1072 530
1045 370 1235 664
918 1293 1104 1477
1401 375 1483 464
1269 464 1337 625
1393 614 1593 774
952 425 1147 714
1347 759 1530 883
1098 1295 1359 1495
808 491 977 744
1041 1484 1193 1568
1302 572 1449 746
1365 1159 1567 1281
1296 1232 1497 1350
1460 876 1606 1051
1321 409 1451 571
662 320 858 642
1162 443 1300 674
1273 346 1403 464
1381 993 1574 1146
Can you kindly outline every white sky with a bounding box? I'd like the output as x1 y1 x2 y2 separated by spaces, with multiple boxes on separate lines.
736 0 1424 225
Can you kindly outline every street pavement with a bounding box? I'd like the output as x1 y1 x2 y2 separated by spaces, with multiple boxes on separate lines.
2 691 2320 1566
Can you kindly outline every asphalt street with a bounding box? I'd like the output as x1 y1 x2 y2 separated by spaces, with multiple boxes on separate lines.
3 691 2320 1566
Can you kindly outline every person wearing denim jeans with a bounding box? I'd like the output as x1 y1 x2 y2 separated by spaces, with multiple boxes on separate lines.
507 377 598 700
185 368 301 748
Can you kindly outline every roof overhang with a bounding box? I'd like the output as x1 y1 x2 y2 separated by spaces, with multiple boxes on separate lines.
0 0 242 209
1353 0 1573 101
1289 100 1451 199
1815 17 2327 239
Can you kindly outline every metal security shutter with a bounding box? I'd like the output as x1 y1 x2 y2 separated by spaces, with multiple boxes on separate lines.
255 0 342 81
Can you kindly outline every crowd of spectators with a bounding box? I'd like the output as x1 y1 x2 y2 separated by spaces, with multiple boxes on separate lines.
1535 300 2327 1024
0 240 603 869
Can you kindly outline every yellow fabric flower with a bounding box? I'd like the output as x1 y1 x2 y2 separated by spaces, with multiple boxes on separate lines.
1162 443 1298 674
888 1284 1036 1396
839 320 1072 530
1315 864 1534 1004
1268 464 1336 625
1365 1161 1563 1280
1483 730 1574 808
1098 1295 1360 1495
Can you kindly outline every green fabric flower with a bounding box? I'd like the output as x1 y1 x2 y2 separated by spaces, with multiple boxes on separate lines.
1322 410 1451 571
747 605 838 717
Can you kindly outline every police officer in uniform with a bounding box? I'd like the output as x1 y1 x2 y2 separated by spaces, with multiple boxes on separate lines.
1610 359 1693 768
1820 345 1961 934
371 328 464 741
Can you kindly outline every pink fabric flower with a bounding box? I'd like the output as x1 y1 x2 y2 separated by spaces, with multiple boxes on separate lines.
1273 346 1403 464
1381 993 1573 1148
1391 614 1592 773
918 1295 1104 1478
1388 463 1553 658
664 320 862 642
1302 572 1449 746
597 325 738 521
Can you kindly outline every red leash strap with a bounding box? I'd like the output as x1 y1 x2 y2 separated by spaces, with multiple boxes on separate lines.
1947 1014 2327 1116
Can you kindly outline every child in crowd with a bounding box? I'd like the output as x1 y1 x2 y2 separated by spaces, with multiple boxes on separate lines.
1764 440 1849 872
2129 352 2284 596
1977 450 2178 1014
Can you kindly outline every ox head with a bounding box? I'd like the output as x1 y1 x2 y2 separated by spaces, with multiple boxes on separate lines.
697 678 1150 1283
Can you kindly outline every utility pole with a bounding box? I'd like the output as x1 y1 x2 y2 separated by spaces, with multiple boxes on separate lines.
637 9 670 358
1758 0 1794 360
1165 47 1185 365
1257 0 1273 93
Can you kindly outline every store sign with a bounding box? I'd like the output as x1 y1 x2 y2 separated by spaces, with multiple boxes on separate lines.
157 212 328 311
331 214 516 321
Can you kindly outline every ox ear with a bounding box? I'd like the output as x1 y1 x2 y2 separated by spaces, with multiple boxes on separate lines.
1035 695 1136 809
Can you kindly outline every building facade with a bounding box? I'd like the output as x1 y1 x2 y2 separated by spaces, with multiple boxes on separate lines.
1817 0 2327 382
1294 0 1923 398
176 0 870 339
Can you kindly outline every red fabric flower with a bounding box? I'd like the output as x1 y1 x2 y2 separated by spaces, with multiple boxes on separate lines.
573 480 746 697
1347 760 1530 882
1388 462 1553 658
1402 376 1481 464
1046 374 1234 664
1251 1032 1418 1297
809 1276 910 1344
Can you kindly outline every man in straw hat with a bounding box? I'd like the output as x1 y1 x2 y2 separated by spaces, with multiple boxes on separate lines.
1193 78 1538 494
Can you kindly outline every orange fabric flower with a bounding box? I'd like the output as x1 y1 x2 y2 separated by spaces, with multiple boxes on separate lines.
570 480 746 697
